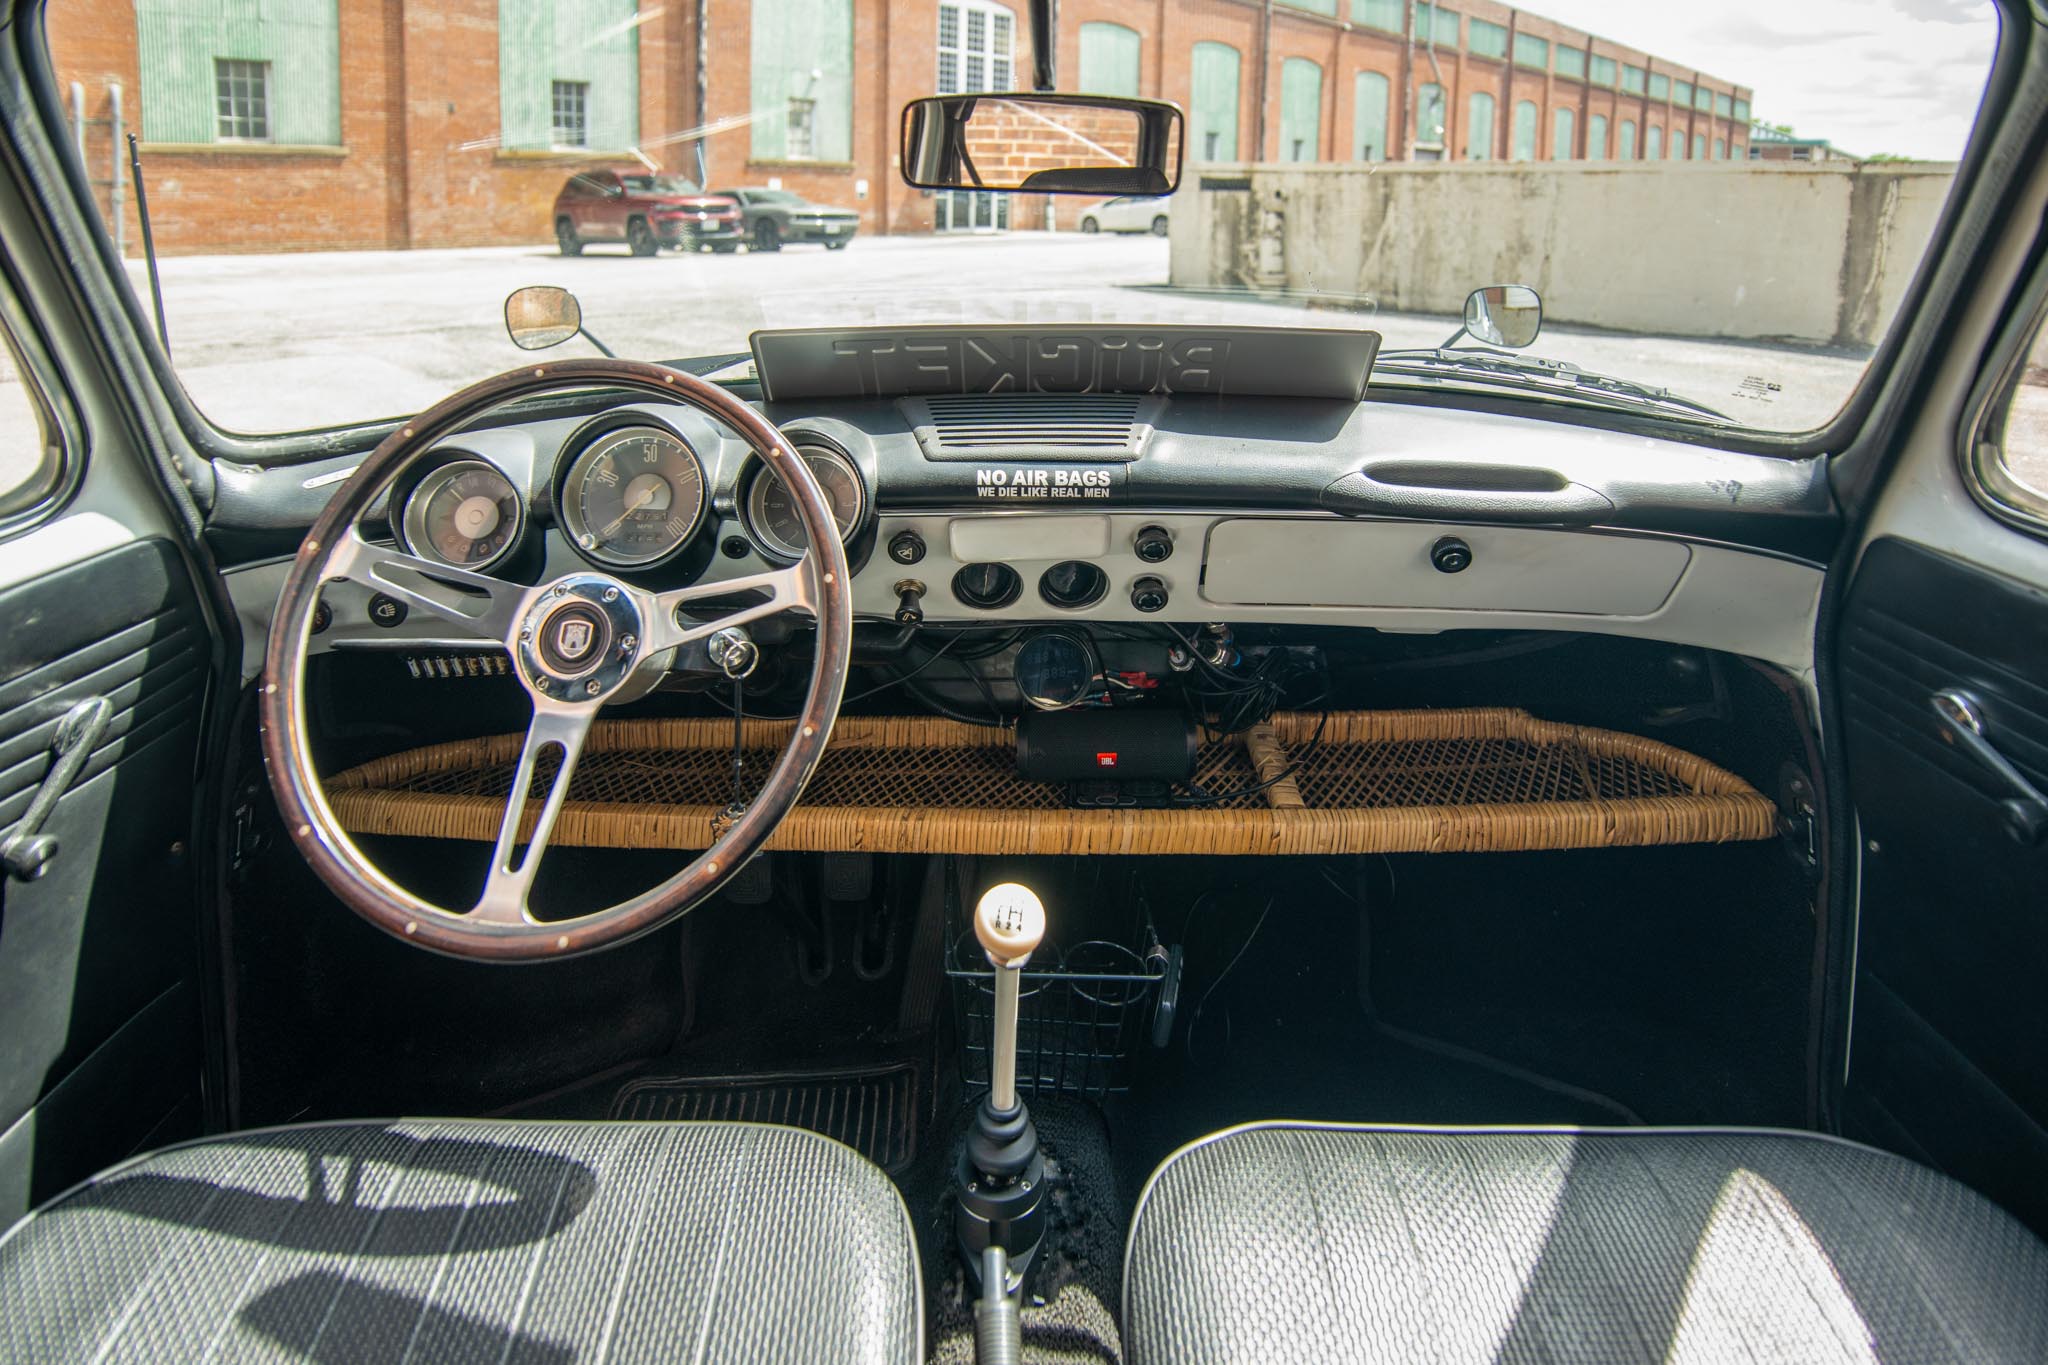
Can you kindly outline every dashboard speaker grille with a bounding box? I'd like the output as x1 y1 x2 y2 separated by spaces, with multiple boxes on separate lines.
902 394 1160 461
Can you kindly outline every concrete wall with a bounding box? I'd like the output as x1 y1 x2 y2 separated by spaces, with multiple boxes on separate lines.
1169 161 1956 349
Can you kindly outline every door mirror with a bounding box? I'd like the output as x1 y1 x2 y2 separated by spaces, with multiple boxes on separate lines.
1463 285 1543 349
900 93 1184 195
504 286 581 352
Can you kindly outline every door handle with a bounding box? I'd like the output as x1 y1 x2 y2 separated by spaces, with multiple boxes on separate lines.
1930 688 2048 846
0 696 112 882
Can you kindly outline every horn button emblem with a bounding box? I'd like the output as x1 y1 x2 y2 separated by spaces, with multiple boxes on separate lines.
517 575 643 699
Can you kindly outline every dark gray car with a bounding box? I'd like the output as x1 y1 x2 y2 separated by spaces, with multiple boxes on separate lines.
712 187 860 251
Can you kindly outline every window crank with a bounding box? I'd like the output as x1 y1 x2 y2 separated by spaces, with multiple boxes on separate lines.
1 696 113 882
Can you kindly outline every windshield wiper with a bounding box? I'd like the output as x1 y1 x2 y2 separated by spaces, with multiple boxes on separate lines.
1374 348 1736 424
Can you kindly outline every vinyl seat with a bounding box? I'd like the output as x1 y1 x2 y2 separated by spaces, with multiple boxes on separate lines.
1125 1123 2048 1365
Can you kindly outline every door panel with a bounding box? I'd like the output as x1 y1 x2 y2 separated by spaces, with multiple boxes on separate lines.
0 537 208 1215
1838 535 2048 1233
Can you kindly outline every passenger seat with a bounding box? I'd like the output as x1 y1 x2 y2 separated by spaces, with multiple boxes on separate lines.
1124 1123 2048 1364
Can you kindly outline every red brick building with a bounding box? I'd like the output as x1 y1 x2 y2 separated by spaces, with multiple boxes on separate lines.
46 0 1752 255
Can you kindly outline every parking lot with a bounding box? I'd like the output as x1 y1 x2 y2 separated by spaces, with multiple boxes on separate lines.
4 230 2042 496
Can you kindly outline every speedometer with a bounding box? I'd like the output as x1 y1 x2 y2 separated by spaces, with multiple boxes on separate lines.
399 459 523 570
559 426 707 569
744 445 865 560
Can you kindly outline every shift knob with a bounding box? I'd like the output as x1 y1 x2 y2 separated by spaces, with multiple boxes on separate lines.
975 883 1045 968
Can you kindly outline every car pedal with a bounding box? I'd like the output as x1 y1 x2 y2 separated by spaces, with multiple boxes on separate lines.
724 854 774 905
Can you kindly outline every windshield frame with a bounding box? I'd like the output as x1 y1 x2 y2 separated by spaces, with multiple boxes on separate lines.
13 2 2023 471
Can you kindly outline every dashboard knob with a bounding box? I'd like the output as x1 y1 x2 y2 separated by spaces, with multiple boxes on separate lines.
1133 525 1174 563
893 579 927 626
1130 576 1169 614
888 530 926 565
1430 536 1473 574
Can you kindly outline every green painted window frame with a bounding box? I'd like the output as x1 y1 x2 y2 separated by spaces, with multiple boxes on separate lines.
1469 19 1507 59
1715 92 1734 117
1465 89 1493 159
749 0 850 161
1587 112 1607 160
1354 69 1391 160
1510 99 1537 160
1648 72 1670 100
1732 98 1750 122
1415 80 1447 146
1553 106 1575 160
1617 119 1636 159
502 0 640 153
1279 57 1324 161
1588 55 1617 87
1412 2 1457 47
1555 47 1586 81
136 0 340 147
1278 0 1338 14
1353 0 1404 34
1190 41 1241 161
1694 86 1715 111
1673 79 1694 106
1512 33 1548 70
1645 124 1661 158
1692 132 1706 158
1078 21 1142 98
1621 64 1646 94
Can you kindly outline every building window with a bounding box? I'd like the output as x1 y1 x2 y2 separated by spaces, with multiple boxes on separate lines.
1553 106 1575 160
1466 91 1494 159
1078 21 1141 97
1413 2 1457 47
1415 81 1447 150
549 80 587 147
1280 58 1323 161
1693 132 1707 158
1354 0 1403 33
1715 92 1734 118
1646 125 1662 158
1510 100 1537 160
1354 70 1390 160
1589 55 1617 87
1618 119 1636 159
1278 0 1338 14
1695 86 1715 112
1621 64 1646 94
0 323 63 516
1713 137 1726 160
1648 72 1670 101
1512 33 1548 70
1977 308 2048 520
1555 47 1586 81
1587 113 1607 160
1673 79 1693 107
1469 20 1507 60
214 58 269 140
1191 41 1241 161
786 97 815 159
1732 98 1750 122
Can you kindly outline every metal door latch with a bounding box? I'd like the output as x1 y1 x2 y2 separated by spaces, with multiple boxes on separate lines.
1930 688 2048 846
0 696 112 882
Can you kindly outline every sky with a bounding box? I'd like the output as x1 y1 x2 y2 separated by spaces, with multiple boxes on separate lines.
1522 0 2000 160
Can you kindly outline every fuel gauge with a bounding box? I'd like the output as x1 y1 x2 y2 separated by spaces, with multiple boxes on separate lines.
399 460 524 570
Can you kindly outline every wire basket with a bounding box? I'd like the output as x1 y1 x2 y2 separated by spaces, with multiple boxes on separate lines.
946 929 1172 1103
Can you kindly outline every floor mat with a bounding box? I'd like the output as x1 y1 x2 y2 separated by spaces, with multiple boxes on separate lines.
606 1065 920 1174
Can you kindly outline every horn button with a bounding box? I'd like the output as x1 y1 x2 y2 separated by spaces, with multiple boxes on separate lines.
516 575 644 699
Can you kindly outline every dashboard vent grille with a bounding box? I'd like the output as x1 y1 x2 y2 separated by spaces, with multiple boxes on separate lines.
902 394 1160 461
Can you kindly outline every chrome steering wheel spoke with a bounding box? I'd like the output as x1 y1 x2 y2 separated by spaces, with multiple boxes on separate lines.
470 702 597 925
325 526 528 642
650 562 816 652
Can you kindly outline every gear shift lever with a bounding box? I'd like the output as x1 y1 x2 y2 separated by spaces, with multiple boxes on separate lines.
957 881 1049 1297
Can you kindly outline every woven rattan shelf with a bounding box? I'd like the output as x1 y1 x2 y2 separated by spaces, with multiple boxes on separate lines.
324 709 1774 857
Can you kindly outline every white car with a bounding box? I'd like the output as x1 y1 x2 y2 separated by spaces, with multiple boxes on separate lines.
1078 195 1170 236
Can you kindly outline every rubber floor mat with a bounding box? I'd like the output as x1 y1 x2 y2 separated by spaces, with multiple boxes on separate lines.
607 1065 920 1173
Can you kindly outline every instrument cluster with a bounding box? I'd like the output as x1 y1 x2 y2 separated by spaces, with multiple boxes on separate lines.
389 417 871 582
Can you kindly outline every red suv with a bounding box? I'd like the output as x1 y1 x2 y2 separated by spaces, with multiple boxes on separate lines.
552 170 742 256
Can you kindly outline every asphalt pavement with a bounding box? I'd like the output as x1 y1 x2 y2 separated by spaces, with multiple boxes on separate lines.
1 231 2043 500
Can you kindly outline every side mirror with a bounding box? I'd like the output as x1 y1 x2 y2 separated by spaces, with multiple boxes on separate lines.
900 92 1184 196
1462 285 1543 349
504 286 582 352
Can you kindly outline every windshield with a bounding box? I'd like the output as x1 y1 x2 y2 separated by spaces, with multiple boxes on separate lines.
620 175 707 195
41 1 1999 438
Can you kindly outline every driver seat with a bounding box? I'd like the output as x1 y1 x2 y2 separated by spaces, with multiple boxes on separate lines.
0 1118 922 1361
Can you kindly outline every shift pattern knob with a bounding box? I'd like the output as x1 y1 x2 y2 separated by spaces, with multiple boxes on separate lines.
975 882 1046 968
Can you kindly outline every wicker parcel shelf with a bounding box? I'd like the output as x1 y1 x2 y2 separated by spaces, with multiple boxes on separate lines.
324 709 1775 857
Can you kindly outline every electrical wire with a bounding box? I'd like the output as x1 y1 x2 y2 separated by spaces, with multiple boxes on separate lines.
1185 894 1275 1062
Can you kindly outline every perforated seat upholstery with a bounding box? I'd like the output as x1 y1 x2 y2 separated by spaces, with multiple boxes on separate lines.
1125 1123 2048 1365
0 1119 922 1363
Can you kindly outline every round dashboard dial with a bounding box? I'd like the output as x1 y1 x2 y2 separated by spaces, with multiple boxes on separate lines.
399 459 523 570
745 445 865 559
559 426 707 569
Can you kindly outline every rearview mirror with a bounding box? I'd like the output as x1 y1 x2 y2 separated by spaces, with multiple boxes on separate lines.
900 93 1184 196
1463 285 1542 349
505 286 581 352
